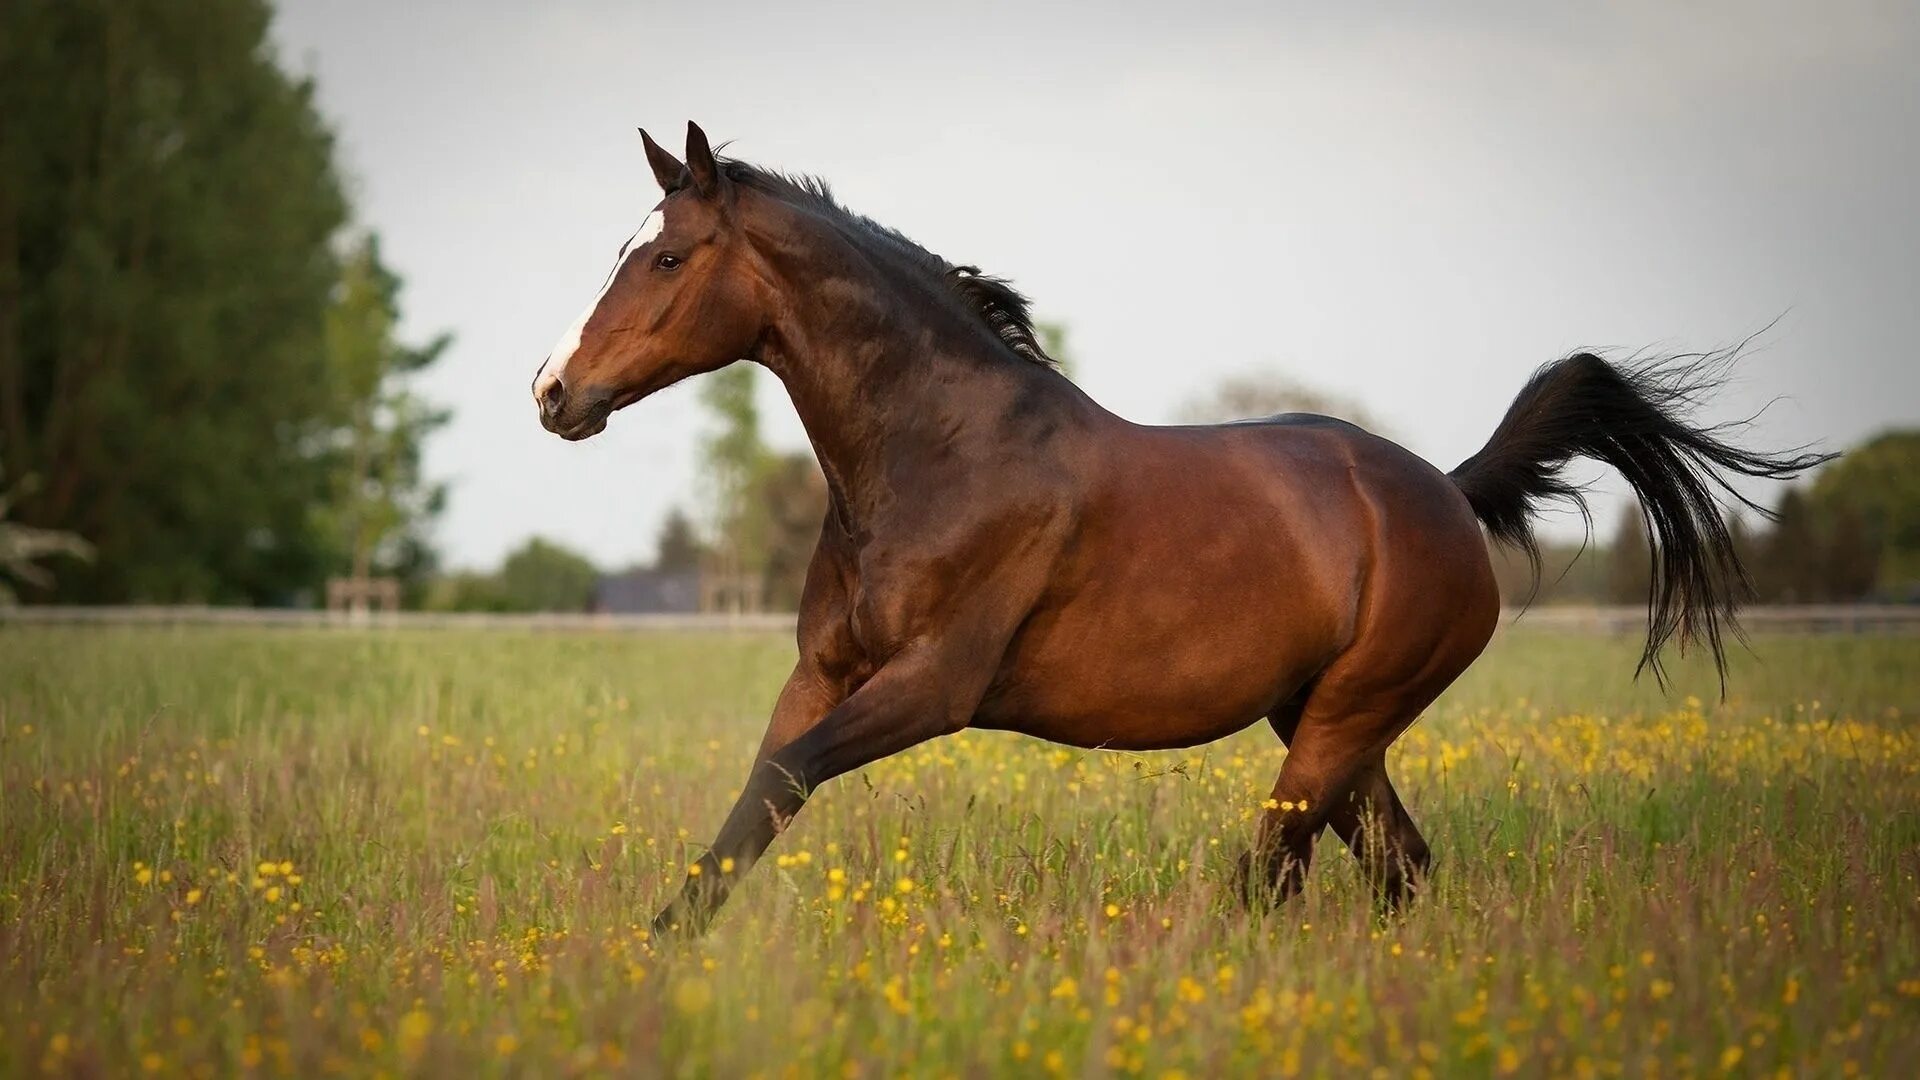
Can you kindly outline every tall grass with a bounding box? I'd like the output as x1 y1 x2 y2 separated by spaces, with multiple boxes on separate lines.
2 625 1915 1076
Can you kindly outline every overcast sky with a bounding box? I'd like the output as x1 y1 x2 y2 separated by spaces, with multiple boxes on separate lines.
273 0 1919 570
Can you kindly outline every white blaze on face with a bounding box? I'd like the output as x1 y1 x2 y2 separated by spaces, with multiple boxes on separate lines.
533 206 667 404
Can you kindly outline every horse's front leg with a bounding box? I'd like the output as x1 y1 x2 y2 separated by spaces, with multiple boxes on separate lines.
650 645 972 937
750 661 845 769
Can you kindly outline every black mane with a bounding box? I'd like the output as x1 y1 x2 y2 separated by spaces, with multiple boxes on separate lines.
720 160 1057 368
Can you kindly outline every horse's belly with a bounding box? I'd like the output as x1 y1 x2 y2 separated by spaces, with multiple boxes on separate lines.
970 689 1271 751
971 588 1340 751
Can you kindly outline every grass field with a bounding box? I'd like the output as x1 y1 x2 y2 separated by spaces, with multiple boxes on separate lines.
2 624 1917 1077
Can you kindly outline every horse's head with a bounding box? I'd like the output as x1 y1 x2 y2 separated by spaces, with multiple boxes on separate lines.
532 122 765 440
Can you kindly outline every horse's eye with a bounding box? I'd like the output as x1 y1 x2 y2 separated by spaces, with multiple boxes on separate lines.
655 253 682 271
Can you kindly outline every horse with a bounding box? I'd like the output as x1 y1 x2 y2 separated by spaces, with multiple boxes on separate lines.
531 123 1829 936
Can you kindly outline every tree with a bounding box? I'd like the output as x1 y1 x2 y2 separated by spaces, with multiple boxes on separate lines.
653 507 705 574
1176 369 1385 432
1755 489 1821 603
1485 538 1607 607
318 234 452 596
495 538 599 613
698 365 774 605
689 365 838 610
1810 429 1919 596
420 570 516 613
757 452 829 609
1 0 350 602
1605 507 1653 605
1820 504 1880 601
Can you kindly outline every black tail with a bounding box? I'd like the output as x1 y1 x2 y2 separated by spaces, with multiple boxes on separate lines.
1450 350 1833 687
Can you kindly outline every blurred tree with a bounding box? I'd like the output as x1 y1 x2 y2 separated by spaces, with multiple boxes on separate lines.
319 234 451 597
699 365 774 605
653 507 706 574
1175 368 1385 432
1755 489 1821 603
0 0 350 602
1486 538 1607 607
693 366 829 610
757 451 828 609
1605 507 1653 605
420 570 516 613
1819 504 1880 601
495 538 598 613
1809 429 1919 596
1727 511 1759 564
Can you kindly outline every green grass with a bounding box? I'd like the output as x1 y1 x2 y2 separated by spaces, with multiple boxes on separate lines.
2 625 1916 1077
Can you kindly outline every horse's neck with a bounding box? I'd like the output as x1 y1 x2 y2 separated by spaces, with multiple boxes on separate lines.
756 279 1075 532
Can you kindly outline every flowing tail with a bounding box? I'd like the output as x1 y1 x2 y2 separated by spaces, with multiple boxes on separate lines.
1449 350 1834 685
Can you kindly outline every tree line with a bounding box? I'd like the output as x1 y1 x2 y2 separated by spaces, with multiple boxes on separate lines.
1 0 448 605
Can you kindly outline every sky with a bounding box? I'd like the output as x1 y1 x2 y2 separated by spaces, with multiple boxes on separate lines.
272 0 1920 570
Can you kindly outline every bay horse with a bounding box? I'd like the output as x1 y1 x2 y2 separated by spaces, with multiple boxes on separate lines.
531 123 1827 935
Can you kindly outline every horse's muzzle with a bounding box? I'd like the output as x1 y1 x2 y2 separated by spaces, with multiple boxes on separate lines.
536 378 613 441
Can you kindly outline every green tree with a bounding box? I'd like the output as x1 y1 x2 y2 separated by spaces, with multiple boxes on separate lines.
319 234 451 596
698 365 775 606
691 366 835 610
1819 504 1880 601
757 451 828 609
1810 429 1920 595
1755 489 1821 603
421 570 516 613
496 538 598 613
0 0 349 602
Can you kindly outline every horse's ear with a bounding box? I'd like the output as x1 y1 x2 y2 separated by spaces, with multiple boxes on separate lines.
639 128 684 193
685 121 721 197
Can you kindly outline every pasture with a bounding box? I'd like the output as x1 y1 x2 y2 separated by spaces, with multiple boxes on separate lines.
2 624 1916 1076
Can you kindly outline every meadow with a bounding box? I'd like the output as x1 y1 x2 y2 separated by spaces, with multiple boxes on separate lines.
1 623 1916 1077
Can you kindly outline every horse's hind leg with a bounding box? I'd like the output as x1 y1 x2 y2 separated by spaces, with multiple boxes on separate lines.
1239 695 1378 905
1330 758 1431 911
1269 692 1430 908
1243 677 1444 909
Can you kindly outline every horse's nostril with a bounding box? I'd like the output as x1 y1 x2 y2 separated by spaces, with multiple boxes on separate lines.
537 375 566 417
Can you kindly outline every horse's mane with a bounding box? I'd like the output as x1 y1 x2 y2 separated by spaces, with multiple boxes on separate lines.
720 159 1057 369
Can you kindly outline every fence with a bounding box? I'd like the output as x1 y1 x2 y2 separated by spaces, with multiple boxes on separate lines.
3 605 1917 635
